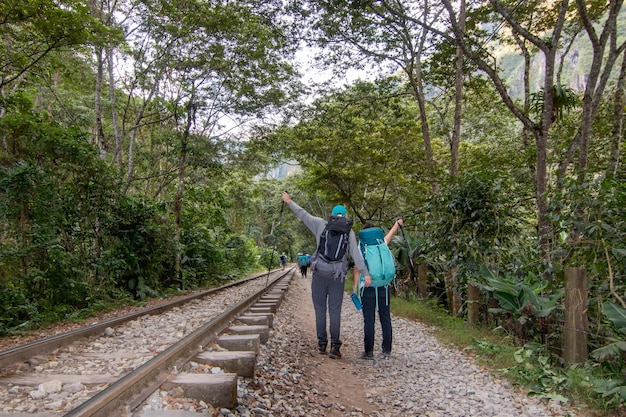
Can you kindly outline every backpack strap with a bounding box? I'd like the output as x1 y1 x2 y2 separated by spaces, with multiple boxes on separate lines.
357 273 392 310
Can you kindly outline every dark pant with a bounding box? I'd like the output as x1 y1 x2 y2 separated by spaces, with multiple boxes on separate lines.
311 271 345 346
362 286 392 353
300 265 308 277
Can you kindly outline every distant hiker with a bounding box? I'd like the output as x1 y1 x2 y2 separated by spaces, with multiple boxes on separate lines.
353 219 402 360
280 252 287 270
298 253 309 278
282 191 371 359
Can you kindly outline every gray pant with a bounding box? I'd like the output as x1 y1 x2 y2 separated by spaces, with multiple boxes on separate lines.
311 270 345 346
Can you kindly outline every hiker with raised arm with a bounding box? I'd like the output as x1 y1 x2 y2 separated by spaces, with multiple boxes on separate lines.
282 191 371 359
354 219 403 360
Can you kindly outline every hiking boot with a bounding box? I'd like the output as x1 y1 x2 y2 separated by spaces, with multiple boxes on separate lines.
360 351 374 360
381 351 391 359
318 342 327 355
328 343 342 359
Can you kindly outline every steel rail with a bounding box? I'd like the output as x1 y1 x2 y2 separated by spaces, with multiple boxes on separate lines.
63 269 291 417
0 269 274 370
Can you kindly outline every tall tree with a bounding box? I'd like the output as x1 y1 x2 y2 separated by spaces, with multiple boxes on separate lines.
257 79 430 224
436 0 625 262
0 0 115 151
296 0 447 192
450 0 466 178
0 0 111 91
572 0 625 177
608 51 626 178
115 0 300 283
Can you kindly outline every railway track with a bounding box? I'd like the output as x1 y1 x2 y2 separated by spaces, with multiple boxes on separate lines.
0 267 295 416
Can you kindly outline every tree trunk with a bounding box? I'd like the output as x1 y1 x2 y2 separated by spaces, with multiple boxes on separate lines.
122 76 161 195
173 98 195 287
19 203 29 277
575 0 625 177
418 262 428 299
444 267 459 315
407 70 439 193
94 46 106 158
402 3 441 193
512 32 536 180
608 49 626 178
444 269 454 313
0 90 5 153
535 127 551 260
530 42 557 263
107 46 123 173
450 0 465 178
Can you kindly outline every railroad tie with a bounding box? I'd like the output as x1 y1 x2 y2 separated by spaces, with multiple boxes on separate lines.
237 313 274 328
162 373 237 408
253 301 279 313
194 351 256 378
227 324 270 344
215 334 260 354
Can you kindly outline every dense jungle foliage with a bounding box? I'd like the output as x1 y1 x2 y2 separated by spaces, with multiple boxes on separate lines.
1 0 625 413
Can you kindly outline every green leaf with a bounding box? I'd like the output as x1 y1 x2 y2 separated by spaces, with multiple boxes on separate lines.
533 290 565 318
605 385 626 401
488 308 511 315
591 377 626 400
493 291 522 312
591 340 626 361
612 248 626 259
479 265 519 293
533 306 558 318
603 302 626 333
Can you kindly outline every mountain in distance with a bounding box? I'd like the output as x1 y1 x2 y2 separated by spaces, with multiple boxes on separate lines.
493 10 626 97
266 160 301 179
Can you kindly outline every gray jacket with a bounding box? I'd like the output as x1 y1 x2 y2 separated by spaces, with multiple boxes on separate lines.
287 201 369 280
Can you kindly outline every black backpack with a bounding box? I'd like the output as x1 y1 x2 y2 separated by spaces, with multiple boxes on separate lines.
318 215 353 262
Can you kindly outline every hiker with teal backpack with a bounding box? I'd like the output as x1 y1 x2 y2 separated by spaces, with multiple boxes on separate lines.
353 219 403 360
282 191 372 359
298 253 309 278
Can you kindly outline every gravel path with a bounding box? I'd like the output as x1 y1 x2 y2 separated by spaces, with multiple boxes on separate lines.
237 273 587 417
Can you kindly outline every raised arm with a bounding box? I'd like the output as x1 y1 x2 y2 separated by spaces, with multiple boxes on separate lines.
282 191 324 234
385 218 403 244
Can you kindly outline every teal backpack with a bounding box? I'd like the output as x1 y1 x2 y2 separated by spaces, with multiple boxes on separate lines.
358 227 396 289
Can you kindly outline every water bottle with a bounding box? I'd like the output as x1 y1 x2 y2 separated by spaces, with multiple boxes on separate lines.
351 293 362 311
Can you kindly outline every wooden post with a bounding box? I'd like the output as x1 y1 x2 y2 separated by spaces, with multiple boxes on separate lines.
453 289 462 317
444 267 460 316
467 283 481 326
418 262 428 299
563 268 588 365
444 269 454 313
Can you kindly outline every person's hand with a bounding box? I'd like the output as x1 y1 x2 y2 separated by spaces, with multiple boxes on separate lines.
364 275 372 287
282 191 292 204
397 218 404 227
